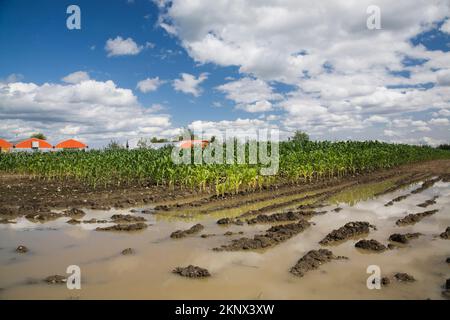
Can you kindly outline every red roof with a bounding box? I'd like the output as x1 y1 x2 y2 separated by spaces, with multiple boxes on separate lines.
0 138 12 149
180 140 209 149
14 138 53 149
55 139 87 149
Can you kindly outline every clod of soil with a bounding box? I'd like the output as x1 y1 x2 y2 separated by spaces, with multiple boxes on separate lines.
172 265 211 278
395 209 439 226
223 231 244 236
201 233 216 238
381 277 391 286
0 218 15 224
411 177 441 194
388 233 422 244
354 239 387 252
67 218 81 225
62 208 86 219
246 210 324 224
25 211 62 222
15 245 28 253
214 220 311 251
319 221 376 245
83 218 108 224
417 196 438 208
290 249 347 277
394 272 416 282
216 218 244 225
446 257 450 264
44 275 67 284
110 214 146 223
121 248 135 255
332 207 343 212
385 194 410 207
96 222 147 232
170 224 204 238
439 227 450 239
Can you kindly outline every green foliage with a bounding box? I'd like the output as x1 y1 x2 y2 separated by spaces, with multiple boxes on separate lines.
290 130 309 143
30 133 47 140
1 140 449 195
105 140 124 150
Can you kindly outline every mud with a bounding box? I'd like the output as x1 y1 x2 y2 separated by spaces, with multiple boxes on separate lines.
15 245 28 253
214 220 311 251
417 196 439 208
354 239 387 252
388 233 422 244
411 177 442 194
170 224 204 238
95 222 148 232
121 248 135 255
385 194 410 207
246 210 325 224
439 227 450 239
394 273 416 282
172 265 211 278
216 218 244 226
319 221 376 245
62 208 86 219
110 214 146 223
395 209 439 226
44 275 67 284
290 249 347 277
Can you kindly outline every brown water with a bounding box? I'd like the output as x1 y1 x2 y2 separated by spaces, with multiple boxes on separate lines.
0 180 449 300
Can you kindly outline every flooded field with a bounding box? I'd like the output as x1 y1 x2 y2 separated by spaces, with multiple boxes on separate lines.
0 175 449 300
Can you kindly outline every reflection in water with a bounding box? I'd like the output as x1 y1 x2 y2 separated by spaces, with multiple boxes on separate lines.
0 180 449 299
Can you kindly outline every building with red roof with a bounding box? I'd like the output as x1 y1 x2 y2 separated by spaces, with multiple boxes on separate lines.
14 138 52 149
0 138 13 152
55 139 87 149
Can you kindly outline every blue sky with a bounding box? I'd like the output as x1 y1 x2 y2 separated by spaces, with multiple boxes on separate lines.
0 0 449 147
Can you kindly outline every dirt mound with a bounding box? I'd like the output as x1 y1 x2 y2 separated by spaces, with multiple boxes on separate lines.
170 224 204 238
214 220 311 251
319 221 376 245
395 209 438 226
25 211 62 222
62 208 86 218
385 194 410 207
355 239 386 252
44 275 67 284
411 177 441 194
394 272 416 282
417 196 438 208
216 218 244 225
110 214 146 223
96 222 147 232
121 248 135 255
290 249 347 277
440 227 450 239
15 245 28 253
246 210 322 224
172 265 211 278
388 233 422 244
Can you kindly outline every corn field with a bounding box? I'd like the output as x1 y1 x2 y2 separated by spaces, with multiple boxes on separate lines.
1 141 449 196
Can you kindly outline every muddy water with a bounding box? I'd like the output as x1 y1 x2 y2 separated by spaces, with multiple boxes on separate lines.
0 180 449 299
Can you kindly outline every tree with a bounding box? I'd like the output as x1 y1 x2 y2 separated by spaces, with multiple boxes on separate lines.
178 128 196 141
150 137 169 143
290 130 310 143
30 133 47 140
105 140 123 150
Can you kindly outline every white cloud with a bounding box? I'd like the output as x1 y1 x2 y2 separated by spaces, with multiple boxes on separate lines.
158 0 450 143
239 100 273 113
172 72 208 97
136 77 165 93
0 79 171 147
105 36 143 57
440 19 450 34
384 130 400 137
429 117 450 125
61 71 90 84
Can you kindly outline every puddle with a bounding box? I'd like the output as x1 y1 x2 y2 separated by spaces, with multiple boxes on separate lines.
0 180 449 299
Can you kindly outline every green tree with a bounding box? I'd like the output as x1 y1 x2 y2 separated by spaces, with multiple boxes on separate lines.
105 140 123 150
30 133 47 140
291 130 310 143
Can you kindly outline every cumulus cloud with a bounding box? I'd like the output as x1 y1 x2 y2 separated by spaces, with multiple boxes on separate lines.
440 19 450 33
158 0 450 144
105 36 143 57
0 79 171 146
172 72 208 97
61 71 90 84
136 77 165 93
